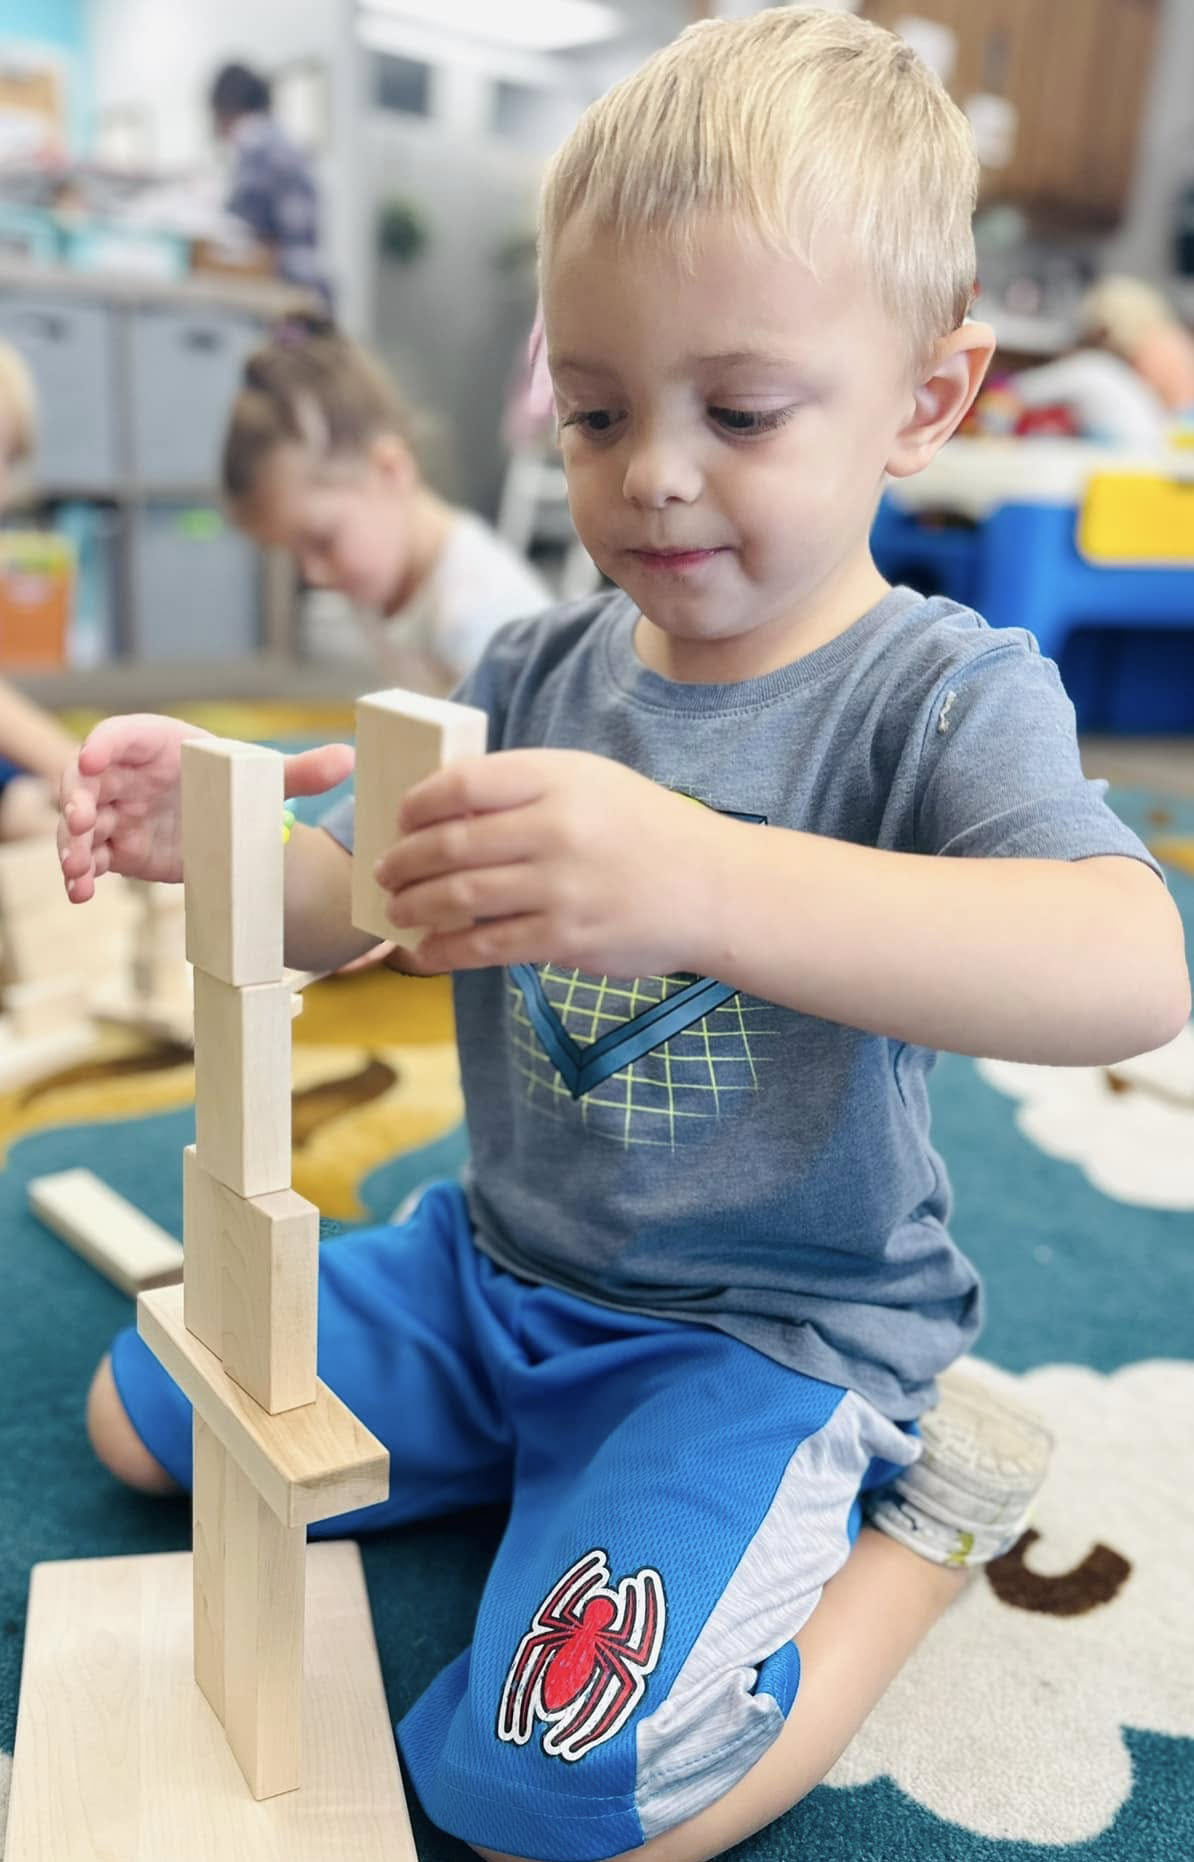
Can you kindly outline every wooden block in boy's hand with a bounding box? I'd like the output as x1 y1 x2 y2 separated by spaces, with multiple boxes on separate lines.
350 688 488 949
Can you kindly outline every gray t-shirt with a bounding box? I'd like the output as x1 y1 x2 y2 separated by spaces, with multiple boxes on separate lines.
323 586 1160 1417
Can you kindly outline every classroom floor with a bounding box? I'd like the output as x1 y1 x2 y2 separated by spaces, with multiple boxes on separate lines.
1082 735 1194 797
1 732 1192 1862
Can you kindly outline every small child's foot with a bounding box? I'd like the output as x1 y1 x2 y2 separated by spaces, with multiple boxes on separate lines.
866 1366 1053 1569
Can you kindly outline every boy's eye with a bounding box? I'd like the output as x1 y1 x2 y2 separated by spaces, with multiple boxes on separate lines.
561 409 624 437
709 405 795 436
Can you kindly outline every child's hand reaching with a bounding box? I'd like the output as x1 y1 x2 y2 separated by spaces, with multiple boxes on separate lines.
59 713 355 902
372 748 734 978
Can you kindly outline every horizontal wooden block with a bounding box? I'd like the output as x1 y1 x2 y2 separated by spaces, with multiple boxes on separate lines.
29 1168 183 1296
138 1283 389 1528
0 1022 95 1091
350 688 487 949
193 973 292 1197
1 896 130 986
184 1146 318 1414
0 835 76 917
4 976 89 1038
182 740 284 987
6 1543 415 1861
0 842 135 928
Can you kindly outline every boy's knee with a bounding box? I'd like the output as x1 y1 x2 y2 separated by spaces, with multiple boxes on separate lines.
86 1353 180 1495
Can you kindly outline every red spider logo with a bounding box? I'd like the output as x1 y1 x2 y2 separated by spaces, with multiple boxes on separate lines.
497 1548 667 1762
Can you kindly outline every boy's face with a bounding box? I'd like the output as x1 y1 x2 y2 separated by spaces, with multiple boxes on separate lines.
239 443 416 615
544 213 972 681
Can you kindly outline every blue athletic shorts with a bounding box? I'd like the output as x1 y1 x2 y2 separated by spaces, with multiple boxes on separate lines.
109 1180 918 1860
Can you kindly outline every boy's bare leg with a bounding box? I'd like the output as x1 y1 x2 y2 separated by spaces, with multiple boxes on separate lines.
476 1528 966 1862
86 1353 181 1495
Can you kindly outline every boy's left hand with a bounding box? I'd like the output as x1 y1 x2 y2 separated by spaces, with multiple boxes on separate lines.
373 749 731 977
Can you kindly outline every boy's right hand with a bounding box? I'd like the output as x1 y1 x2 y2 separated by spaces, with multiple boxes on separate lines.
59 713 355 902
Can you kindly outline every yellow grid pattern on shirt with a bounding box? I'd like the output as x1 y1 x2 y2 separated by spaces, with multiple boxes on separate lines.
508 966 775 1150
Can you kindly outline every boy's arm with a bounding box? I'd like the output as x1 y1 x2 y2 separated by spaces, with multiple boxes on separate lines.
690 827 1189 1066
283 822 380 974
374 748 1188 1069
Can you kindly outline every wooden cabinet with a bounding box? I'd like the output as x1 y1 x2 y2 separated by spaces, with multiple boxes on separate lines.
862 0 1160 226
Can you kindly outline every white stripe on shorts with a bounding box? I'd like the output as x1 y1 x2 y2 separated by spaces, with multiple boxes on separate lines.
634 1389 917 1840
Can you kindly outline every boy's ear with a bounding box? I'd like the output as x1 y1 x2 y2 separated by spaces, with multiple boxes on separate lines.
369 431 416 488
885 321 996 479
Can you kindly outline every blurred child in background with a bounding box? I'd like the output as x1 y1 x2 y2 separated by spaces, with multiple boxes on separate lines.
0 341 79 839
222 317 551 694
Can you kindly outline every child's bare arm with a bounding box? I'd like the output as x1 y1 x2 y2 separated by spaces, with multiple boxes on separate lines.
691 829 1189 1065
282 823 379 973
371 747 1189 1068
0 678 78 784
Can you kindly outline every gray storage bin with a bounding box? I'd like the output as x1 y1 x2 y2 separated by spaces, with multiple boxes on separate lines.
0 294 119 490
130 505 260 660
128 307 260 487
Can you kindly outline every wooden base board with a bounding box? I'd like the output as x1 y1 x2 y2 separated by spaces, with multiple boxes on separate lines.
6 1541 417 1862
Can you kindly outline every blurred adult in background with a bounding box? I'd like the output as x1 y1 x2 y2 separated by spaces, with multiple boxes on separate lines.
210 62 332 306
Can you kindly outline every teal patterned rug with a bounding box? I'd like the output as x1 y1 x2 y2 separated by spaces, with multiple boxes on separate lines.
1 782 1191 1861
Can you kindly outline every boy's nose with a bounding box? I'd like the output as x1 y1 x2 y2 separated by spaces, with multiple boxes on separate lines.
621 440 701 509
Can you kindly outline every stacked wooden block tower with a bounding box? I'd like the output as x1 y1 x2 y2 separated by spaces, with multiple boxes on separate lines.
137 739 394 1801
7 697 488 1856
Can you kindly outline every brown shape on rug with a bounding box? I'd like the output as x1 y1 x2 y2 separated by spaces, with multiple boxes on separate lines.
292 1056 399 1150
986 1527 1132 1616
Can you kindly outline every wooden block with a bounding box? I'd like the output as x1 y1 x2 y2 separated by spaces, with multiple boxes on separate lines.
193 971 292 1197
193 1412 226 1720
184 1145 318 1413
6 1543 416 1861
181 739 284 987
4 975 88 1038
1 901 125 985
0 850 133 961
0 1020 95 1090
138 1283 389 1528
182 1143 222 1354
223 1449 306 1798
29 1168 183 1296
0 835 72 917
350 687 487 948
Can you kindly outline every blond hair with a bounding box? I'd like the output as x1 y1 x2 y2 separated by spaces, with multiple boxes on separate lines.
222 316 414 507
0 339 37 466
1077 275 1182 356
539 5 978 367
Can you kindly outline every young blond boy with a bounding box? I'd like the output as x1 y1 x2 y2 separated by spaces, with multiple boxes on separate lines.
60 11 1188 1861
